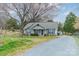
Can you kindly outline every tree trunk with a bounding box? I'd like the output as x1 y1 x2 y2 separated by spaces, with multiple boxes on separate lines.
20 21 28 36
20 29 24 36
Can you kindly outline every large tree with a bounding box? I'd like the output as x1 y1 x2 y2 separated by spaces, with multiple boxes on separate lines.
1 3 59 34
63 12 77 34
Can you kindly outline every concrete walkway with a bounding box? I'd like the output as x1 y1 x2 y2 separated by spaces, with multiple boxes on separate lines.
23 36 78 56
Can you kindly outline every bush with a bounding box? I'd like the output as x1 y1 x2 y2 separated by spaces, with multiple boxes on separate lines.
31 34 38 36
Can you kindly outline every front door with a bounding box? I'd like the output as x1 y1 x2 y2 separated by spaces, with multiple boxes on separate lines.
39 29 43 35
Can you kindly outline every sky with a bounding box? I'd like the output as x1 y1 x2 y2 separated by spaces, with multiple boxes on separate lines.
5 3 79 23
53 3 79 23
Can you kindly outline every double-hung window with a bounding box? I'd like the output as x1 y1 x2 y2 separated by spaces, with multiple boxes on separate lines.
48 29 55 34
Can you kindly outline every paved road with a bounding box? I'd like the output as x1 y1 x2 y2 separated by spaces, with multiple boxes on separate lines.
23 36 78 56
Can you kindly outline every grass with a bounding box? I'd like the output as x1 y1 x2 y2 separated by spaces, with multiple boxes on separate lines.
0 35 33 55
0 30 56 56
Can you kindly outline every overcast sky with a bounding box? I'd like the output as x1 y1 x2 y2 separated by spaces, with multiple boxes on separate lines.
1 3 79 23
53 3 79 23
9 3 79 23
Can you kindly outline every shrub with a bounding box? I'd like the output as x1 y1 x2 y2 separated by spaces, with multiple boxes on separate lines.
31 34 38 36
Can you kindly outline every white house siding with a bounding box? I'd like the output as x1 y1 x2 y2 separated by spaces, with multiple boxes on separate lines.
24 29 31 35
55 29 58 35
30 30 34 34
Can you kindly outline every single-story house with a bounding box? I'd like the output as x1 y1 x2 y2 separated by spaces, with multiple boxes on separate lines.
23 22 58 36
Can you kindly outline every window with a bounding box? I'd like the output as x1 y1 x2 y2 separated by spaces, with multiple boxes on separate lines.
48 29 55 34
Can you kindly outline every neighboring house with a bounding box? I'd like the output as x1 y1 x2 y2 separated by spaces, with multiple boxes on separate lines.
74 18 79 30
74 18 79 35
23 22 58 36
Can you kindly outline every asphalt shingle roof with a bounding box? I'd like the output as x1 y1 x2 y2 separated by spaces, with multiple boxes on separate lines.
24 22 58 30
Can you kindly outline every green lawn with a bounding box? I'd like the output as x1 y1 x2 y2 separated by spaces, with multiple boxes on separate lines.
0 35 56 56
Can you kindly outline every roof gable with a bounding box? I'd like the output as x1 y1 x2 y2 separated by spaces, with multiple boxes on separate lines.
32 24 45 29
24 22 58 30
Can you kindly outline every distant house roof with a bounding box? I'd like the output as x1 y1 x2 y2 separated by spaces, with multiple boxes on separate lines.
24 22 58 30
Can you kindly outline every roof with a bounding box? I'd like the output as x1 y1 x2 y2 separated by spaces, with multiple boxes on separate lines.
24 22 58 30
33 26 44 29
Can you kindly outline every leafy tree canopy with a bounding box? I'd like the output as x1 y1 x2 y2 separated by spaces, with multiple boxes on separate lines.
63 12 77 34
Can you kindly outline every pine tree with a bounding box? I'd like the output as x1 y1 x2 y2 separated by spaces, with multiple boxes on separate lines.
63 12 76 34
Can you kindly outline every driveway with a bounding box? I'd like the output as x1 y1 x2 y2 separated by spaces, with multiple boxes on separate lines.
23 36 79 56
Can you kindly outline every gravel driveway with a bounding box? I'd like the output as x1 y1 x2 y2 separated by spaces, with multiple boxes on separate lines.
23 36 78 56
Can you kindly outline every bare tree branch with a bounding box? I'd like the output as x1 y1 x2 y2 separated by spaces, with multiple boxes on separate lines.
1 3 59 34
